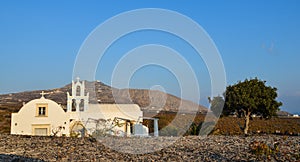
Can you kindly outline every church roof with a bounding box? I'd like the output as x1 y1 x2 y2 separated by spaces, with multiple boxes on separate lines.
84 104 142 121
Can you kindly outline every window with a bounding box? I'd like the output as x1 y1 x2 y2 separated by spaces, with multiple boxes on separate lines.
38 107 46 116
36 104 48 117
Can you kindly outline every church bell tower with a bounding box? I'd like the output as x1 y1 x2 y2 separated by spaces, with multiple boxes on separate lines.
67 77 89 112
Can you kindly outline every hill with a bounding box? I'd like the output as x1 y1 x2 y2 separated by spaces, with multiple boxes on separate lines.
276 110 292 117
0 81 207 133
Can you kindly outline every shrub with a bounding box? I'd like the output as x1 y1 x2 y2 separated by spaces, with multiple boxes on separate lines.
160 125 178 136
249 140 279 160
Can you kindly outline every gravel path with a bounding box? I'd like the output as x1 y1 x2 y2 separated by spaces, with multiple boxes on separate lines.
0 134 299 161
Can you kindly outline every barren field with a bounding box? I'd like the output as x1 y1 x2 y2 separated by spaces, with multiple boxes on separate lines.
144 112 300 136
0 134 299 161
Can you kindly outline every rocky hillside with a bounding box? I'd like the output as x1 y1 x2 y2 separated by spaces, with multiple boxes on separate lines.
0 81 207 133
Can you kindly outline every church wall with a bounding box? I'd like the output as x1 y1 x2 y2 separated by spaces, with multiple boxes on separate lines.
79 104 143 136
11 98 70 136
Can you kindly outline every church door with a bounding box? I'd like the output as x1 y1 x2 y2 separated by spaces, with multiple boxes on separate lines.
32 124 50 136
34 128 48 136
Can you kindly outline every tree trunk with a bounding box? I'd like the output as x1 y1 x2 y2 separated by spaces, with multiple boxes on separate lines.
244 112 251 135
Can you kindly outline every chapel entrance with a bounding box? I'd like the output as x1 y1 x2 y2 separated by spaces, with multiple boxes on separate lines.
34 128 48 136
32 124 50 136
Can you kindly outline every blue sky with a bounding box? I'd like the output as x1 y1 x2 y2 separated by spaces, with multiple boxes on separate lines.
1 1 300 114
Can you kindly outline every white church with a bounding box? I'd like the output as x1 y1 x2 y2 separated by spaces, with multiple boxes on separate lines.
11 78 158 137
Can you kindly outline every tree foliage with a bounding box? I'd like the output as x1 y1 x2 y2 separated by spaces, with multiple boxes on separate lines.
208 96 225 117
224 78 282 118
209 78 282 134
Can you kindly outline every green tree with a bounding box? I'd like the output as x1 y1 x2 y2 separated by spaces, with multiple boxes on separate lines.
223 78 282 135
208 96 225 117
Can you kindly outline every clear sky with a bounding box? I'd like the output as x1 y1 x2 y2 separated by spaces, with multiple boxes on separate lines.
0 1 300 114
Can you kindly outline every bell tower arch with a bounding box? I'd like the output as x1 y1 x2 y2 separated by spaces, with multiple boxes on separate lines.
67 77 89 112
